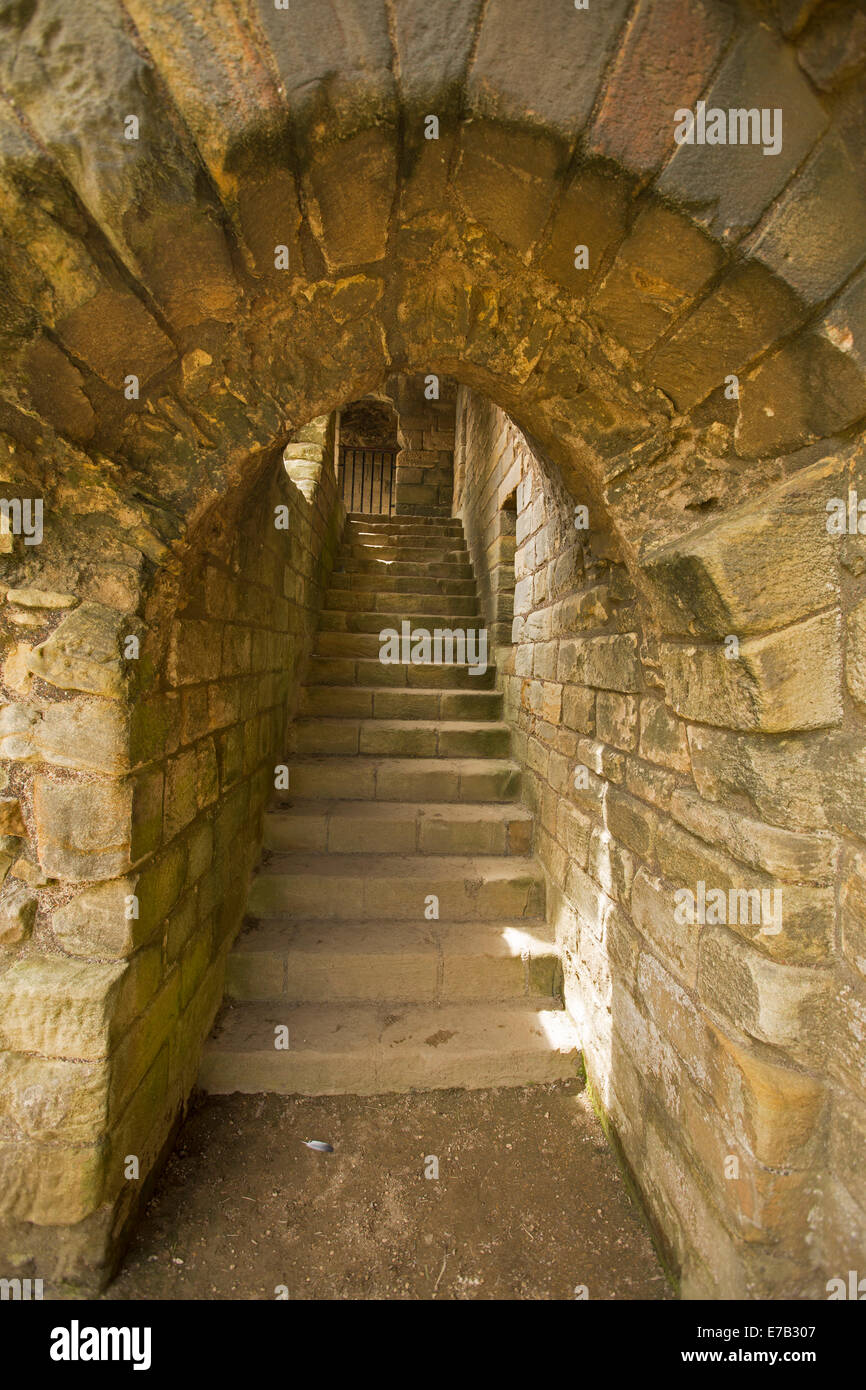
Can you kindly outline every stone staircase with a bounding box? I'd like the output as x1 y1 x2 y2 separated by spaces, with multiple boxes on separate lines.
199 513 580 1095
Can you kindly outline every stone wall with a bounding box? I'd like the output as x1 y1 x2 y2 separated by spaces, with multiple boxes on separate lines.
0 0 864 1296
0 418 343 1287
456 386 866 1298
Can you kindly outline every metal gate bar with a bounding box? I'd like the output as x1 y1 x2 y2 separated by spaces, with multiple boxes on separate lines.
338 446 396 515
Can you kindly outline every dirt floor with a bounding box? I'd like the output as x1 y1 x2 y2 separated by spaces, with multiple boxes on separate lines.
101 1079 673 1301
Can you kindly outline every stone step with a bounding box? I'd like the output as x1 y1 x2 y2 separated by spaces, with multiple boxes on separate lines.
344 543 468 562
318 609 484 633
347 514 463 534
248 853 546 921
308 656 495 689
291 718 511 759
285 756 521 803
198 998 581 1095
328 571 476 595
335 558 474 580
298 685 502 721
324 590 480 616
263 800 532 855
314 629 488 660
225 919 559 1003
345 530 464 548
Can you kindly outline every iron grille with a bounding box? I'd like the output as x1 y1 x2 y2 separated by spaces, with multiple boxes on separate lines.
339 446 396 515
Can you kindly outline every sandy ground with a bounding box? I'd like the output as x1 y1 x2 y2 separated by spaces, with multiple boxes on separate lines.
100 1079 673 1301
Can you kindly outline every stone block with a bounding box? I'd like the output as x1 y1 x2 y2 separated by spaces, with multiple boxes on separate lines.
52 844 186 959
656 23 828 242
0 956 128 1059
34 776 134 881
0 1051 109 1145
638 695 690 772
0 698 128 774
706 1020 824 1168
535 166 630 292
454 120 562 255
305 127 396 270
659 612 842 733
0 1137 104 1225
594 203 723 353
847 596 866 705
669 786 837 883
595 691 638 751
467 0 631 136
0 880 37 943
697 927 832 1066
588 0 733 174
605 788 656 860
631 865 699 987
746 134 866 305
26 602 130 698
649 261 804 411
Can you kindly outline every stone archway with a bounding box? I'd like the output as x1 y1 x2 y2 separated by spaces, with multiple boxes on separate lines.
0 0 863 1297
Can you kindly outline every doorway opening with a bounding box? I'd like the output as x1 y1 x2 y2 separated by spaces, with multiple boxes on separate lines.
337 398 399 514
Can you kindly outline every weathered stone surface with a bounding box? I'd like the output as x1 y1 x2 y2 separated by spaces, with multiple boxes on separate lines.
644 455 841 640
0 880 37 944
649 262 804 410
3 643 34 695
670 786 837 882
746 134 866 305
821 265 866 374
305 128 397 270
593 203 723 353
846 597 866 705
0 957 128 1059
0 797 26 836
20 337 96 442
0 0 237 331
595 691 637 751
57 288 176 390
391 0 482 105
631 865 698 987
687 724 866 841
735 333 866 457
588 0 733 175
638 695 691 773
0 699 128 773
841 844 866 981
706 1021 824 1168
534 166 630 292
828 975 866 1094
0 1137 104 1225
657 24 828 242
52 850 185 960
6 589 77 609
0 1052 109 1144
656 816 834 964
797 5 866 89
698 927 832 1066
660 613 842 733
467 0 631 135
828 1089 866 1224
26 603 129 698
33 777 133 882
454 122 562 257
558 634 640 692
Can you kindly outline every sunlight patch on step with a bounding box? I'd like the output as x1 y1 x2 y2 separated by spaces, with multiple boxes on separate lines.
537 1009 582 1055
501 925 554 956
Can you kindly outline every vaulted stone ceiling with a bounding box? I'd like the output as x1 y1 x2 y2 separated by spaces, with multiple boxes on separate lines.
0 0 863 587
